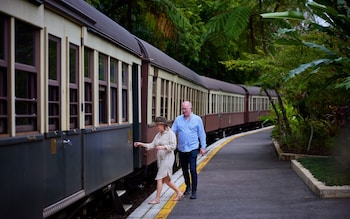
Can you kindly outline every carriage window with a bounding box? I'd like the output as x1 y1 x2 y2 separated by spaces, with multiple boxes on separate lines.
69 44 79 129
16 22 35 66
15 70 37 132
0 16 4 60
175 84 180 116
211 94 216 114
164 81 168 118
0 67 7 134
0 15 7 134
235 97 238 112
84 47 93 126
110 58 118 123
170 82 174 119
195 90 199 114
99 54 107 81
15 20 38 132
48 36 61 131
253 97 257 111
98 53 107 124
152 76 157 122
236 96 240 112
122 62 128 122
160 79 164 117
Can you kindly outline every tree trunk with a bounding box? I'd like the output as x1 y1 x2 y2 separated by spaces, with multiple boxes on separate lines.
249 16 256 53
276 88 291 137
259 0 267 54
263 88 282 133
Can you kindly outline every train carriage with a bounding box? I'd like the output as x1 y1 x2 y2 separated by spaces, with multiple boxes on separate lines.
136 38 208 166
242 85 277 124
201 76 246 136
0 0 142 218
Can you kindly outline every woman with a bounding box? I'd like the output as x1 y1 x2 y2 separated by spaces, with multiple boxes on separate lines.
134 117 183 204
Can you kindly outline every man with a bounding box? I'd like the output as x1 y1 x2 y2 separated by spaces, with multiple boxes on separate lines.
172 101 206 199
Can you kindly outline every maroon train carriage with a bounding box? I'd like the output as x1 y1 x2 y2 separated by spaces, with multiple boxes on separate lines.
201 76 247 138
136 38 206 166
240 85 277 125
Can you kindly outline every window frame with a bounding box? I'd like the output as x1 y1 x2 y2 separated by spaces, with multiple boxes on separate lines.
98 53 108 124
84 47 93 126
48 35 61 131
69 43 79 129
14 19 39 133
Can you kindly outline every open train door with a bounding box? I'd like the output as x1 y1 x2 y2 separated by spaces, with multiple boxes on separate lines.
132 63 142 169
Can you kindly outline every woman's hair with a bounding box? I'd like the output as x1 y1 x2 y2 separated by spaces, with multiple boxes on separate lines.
155 116 168 128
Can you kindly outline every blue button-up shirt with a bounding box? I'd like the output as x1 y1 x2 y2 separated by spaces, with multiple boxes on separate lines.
172 113 207 152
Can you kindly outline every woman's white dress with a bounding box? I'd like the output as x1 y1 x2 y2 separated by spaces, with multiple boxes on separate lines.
145 129 177 180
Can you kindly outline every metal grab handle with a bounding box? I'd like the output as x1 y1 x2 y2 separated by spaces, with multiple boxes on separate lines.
63 139 72 146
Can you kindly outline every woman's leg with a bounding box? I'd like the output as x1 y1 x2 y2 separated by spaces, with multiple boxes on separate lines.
163 176 183 200
155 179 163 199
149 179 163 204
163 176 179 193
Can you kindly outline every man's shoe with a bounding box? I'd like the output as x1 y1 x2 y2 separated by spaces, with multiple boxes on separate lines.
184 188 191 195
190 191 197 199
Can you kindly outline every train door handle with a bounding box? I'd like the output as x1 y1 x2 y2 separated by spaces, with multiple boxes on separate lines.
63 139 72 148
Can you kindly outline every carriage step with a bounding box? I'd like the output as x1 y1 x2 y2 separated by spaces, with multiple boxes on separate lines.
116 190 126 196
123 204 133 212
111 187 133 215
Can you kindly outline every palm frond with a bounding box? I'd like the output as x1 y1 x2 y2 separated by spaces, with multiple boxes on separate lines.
302 42 337 57
336 76 350 89
162 0 191 31
260 10 304 20
204 6 251 43
285 58 332 80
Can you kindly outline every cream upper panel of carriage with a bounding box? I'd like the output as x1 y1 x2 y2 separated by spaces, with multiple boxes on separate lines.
1 0 44 27
158 69 206 92
150 65 207 92
83 29 141 65
44 9 81 46
208 89 245 98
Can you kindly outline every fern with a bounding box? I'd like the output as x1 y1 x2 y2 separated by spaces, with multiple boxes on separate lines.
204 6 251 44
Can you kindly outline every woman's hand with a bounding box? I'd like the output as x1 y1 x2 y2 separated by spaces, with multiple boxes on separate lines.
156 145 166 150
134 142 141 147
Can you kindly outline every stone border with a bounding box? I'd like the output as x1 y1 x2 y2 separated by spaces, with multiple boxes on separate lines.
272 139 328 160
272 138 350 198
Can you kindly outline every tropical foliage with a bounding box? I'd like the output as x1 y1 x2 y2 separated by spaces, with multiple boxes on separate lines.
258 0 350 154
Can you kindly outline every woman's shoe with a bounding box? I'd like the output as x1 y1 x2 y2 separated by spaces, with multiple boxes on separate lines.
173 192 184 201
148 198 160 204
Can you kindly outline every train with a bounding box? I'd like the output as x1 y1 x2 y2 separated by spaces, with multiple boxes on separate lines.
0 0 277 218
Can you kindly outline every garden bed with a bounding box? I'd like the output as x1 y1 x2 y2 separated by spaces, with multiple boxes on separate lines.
297 157 350 186
273 138 350 198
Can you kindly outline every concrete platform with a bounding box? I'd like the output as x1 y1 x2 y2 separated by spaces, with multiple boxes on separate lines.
128 127 350 219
